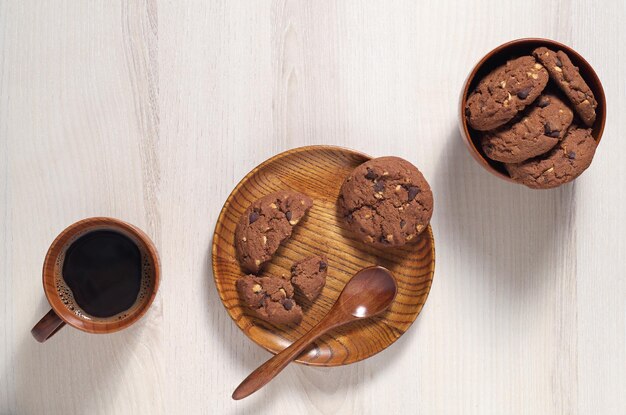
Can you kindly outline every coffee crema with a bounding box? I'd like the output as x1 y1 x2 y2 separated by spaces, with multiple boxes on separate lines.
55 230 152 319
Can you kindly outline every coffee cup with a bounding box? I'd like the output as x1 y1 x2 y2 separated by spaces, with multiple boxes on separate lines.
31 217 160 342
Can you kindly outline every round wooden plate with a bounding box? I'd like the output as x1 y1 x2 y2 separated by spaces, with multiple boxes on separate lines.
212 146 435 366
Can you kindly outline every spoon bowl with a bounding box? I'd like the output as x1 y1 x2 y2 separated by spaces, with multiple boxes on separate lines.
337 267 398 318
232 266 397 400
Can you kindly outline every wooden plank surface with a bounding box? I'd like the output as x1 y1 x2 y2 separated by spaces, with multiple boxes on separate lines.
1 0 624 414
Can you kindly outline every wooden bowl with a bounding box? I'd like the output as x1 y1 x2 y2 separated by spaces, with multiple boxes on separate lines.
458 38 606 182
212 146 435 366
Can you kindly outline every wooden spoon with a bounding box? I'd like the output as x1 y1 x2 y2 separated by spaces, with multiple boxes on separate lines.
232 266 397 400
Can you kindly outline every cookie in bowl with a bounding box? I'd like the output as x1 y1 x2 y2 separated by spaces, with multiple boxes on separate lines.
505 125 597 189
465 55 549 131
459 38 605 188
533 47 597 126
481 93 573 163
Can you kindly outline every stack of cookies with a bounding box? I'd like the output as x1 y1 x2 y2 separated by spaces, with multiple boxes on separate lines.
465 48 599 189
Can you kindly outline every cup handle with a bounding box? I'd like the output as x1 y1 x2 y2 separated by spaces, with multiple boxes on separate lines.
31 309 66 343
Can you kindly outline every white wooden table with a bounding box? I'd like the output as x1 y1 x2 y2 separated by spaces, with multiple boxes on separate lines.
1 1 625 414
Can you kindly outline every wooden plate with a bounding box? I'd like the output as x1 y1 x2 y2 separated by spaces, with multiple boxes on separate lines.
212 146 435 366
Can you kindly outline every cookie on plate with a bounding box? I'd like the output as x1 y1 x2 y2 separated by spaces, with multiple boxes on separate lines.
533 47 597 126
235 190 313 274
291 255 327 301
465 55 549 131
481 93 574 163
339 156 433 248
236 274 303 325
505 125 597 189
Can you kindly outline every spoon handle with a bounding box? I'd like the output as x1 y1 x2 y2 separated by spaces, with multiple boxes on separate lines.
232 312 346 400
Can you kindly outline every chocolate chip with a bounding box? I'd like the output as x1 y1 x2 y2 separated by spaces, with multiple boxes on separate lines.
249 211 260 224
365 167 377 180
379 235 390 244
536 96 550 108
465 107 471 117
261 294 270 306
516 87 531 100
285 211 292 221
544 123 554 135
548 130 560 138
282 299 294 310
407 186 420 201
400 219 406 228
373 181 385 193
319 261 327 271
567 151 576 159
346 213 354 222
556 57 563 67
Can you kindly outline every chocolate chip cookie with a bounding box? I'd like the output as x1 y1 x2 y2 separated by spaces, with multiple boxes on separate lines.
339 156 433 248
466 56 549 131
291 255 327 301
236 274 303 325
235 190 313 274
505 126 597 189
481 93 574 163
533 47 597 126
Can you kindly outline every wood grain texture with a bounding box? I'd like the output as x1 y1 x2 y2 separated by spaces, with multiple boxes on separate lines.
0 1 164 414
232 266 399 400
2 0 625 414
212 146 434 365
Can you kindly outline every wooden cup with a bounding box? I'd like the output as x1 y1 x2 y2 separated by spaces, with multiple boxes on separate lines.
458 38 606 182
31 217 160 342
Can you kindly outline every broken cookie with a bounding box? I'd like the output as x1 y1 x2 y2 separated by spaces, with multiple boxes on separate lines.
291 255 327 301
235 190 313 274
236 274 303 325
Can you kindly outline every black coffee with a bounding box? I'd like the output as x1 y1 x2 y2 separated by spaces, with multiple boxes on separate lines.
62 230 142 318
